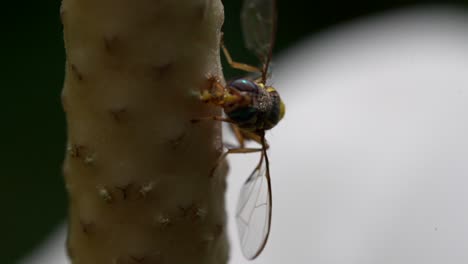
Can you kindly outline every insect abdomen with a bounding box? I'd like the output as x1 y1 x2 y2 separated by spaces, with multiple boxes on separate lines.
264 99 281 130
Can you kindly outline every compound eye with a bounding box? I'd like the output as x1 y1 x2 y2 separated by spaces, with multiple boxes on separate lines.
229 79 258 93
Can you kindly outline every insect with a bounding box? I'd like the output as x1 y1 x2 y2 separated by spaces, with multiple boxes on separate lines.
195 0 284 259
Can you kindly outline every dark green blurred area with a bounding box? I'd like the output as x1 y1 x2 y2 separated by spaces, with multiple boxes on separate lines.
2 1 67 264
2 0 467 263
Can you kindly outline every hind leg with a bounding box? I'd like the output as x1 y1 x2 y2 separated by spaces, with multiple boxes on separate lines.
230 124 246 148
190 113 266 178
230 126 270 150
209 125 269 178
209 146 263 178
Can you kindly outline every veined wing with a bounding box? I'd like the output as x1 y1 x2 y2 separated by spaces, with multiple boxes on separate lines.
241 0 277 83
236 153 272 259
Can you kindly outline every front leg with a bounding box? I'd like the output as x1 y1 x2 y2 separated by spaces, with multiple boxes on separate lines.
199 76 226 104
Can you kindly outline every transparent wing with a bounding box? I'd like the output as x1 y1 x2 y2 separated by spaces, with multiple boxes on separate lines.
236 154 272 259
241 0 277 67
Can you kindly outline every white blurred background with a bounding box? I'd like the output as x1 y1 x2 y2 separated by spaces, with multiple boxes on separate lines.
23 6 468 264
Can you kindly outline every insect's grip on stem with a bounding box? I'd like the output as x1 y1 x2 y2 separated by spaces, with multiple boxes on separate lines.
190 116 235 124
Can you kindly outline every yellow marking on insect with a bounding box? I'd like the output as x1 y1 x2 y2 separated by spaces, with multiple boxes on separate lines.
199 90 212 101
265 86 276 93
279 100 286 120
223 92 239 104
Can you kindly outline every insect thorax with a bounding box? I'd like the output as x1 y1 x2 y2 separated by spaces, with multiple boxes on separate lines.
224 79 284 132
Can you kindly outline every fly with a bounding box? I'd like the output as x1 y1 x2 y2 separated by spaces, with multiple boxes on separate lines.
194 0 283 259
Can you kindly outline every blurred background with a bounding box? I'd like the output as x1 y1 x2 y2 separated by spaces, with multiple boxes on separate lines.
3 0 468 263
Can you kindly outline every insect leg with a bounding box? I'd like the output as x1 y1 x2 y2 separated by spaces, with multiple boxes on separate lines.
221 43 261 73
209 147 263 178
200 76 226 103
230 124 246 148
232 129 270 150
190 116 235 124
